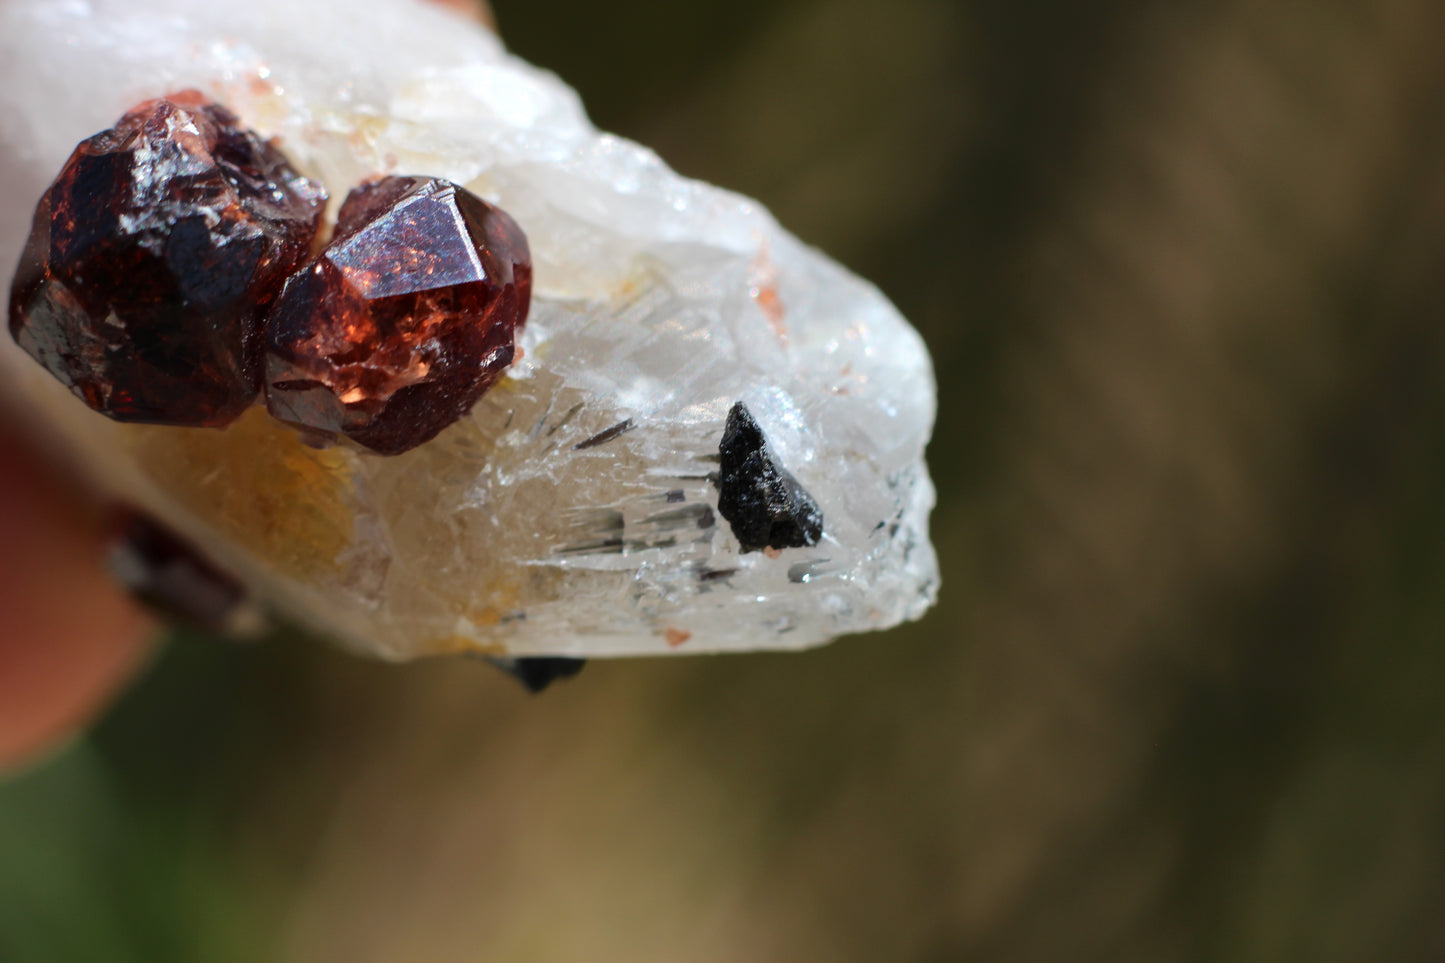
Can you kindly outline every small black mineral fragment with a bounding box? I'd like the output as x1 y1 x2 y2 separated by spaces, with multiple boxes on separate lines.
107 511 250 631
486 656 587 693
714 402 824 553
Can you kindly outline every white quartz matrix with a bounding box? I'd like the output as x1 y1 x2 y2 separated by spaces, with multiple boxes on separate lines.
0 0 938 658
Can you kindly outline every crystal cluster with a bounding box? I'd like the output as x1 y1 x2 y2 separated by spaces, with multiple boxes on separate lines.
0 0 939 659
10 97 531 456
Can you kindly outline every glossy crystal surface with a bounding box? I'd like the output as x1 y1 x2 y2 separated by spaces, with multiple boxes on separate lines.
265 176 531 454
7 92 325 426
715 402 824 553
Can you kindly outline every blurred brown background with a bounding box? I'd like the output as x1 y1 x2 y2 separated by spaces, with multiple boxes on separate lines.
8 0 1445 959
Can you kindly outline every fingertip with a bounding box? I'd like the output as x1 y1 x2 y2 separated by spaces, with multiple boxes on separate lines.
0 436 156 773
425 0 495 29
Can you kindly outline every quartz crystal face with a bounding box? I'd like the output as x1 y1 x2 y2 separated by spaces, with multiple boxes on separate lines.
264 176 531 455
7 91 326 427
0 0 939 659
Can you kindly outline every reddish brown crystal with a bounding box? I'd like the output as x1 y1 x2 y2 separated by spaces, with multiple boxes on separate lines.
263 175 532 455
8 91 326 426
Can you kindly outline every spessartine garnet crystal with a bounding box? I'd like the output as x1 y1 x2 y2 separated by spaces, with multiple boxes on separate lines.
8 91 326 426
264 175 532 455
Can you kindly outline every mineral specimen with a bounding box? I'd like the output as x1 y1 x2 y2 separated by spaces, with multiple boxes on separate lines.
0 0 939 659
265 176 531 455
8 91 326 427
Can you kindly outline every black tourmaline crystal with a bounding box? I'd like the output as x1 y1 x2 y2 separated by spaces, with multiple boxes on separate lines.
8 91 326 426
485 656 587 693
715 401 824 553
107 511 249 631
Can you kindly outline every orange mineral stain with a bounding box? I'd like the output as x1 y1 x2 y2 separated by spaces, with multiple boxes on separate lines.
750 247 787 342
124 408 357 583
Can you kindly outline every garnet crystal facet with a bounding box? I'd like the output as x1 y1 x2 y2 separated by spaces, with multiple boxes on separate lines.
8 91 326 426
263 176 532 455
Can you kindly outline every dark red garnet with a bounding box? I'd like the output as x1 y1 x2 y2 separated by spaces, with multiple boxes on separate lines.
7 91 327 427
263 175 531 455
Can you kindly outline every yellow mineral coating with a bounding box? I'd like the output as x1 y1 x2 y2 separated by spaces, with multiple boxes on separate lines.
123 408 357 582
469 606 504 627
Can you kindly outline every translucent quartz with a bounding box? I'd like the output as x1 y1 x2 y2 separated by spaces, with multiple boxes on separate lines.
0 0 938 658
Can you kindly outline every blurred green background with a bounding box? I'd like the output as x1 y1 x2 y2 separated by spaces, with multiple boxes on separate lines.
9 0 1445 959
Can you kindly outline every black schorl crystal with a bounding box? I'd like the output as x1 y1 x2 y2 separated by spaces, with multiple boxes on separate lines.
107 511 249 631
715 401 824 553
486 656 588 693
